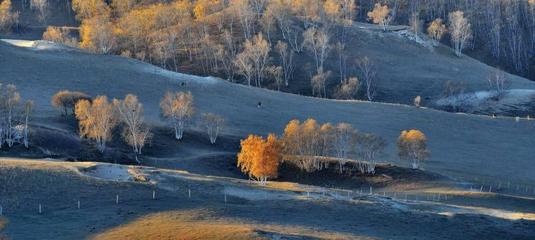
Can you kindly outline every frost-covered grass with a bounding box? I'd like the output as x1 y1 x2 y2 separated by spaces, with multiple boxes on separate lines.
0 39 77 51
1 39 534 187
436 89 535 113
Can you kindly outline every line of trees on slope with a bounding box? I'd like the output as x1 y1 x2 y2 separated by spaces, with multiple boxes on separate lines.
4 0 526 100
0 83 33 149
360 0 535 77
51 90 225 163
2 1 534 94
237 118 430 184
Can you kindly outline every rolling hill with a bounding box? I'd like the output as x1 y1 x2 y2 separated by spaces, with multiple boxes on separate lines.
1 39 534 185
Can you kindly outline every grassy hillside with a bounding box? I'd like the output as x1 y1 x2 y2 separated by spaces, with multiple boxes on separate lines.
1 159 534 240
1 40 534 185
3 1 534 113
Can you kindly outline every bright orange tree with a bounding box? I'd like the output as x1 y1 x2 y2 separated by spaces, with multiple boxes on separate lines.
237 134 281 184
397 129 430 169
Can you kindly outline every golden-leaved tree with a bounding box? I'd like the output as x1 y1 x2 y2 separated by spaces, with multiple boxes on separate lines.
75 96 118 153
80 14 116 54
0 0 18 33
72 0 109 21
397 129 430 169
237 134 281 184
367 3 390 31
51 90 90 116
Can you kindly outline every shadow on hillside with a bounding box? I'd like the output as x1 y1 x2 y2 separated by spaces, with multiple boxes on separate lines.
278 163 445 191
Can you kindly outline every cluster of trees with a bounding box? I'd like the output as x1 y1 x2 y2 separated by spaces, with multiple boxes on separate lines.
3 0 534 96
42 26 78 47
49 0 382 100
281 119 386 174
52 90 224 162
357 0 534 77
0 0 51 31
237 134 281 184
0 83 33 149
55 0 533 97
237 118 430 184
51 90 90 116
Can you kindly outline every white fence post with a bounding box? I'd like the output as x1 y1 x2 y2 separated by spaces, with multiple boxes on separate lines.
77 200 80 209
188 189 191 199
152 190 156 200
116 194 119 204
39 204 42 214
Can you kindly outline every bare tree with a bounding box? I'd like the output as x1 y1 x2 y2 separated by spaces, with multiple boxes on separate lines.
356 133 386 174
0 84 20 148
260 4 276 43
443 80 466 97
31 0 48 23
409 12 423 38
335 42 348 82
114 94 151 163
22 100 33 149
201 112 225 144
367 3 391 31
483 0 502 59
275 41 294 87
502 3 528 73
311 71 331 98
266 65 284 91
235 33 270 87
219 30 238 81
234 53 255 86
303 27 331 74
266 1 291 40
487 69 510 95
333 123 356 173
160 91 194 140
231 0 256 39
357 57 378 101
448 11 472 57
339 0 356 43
